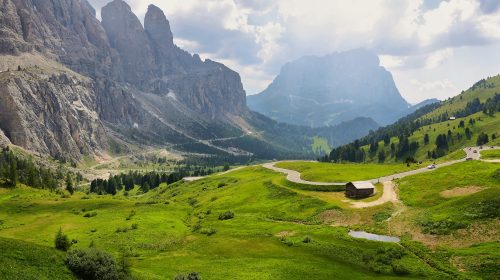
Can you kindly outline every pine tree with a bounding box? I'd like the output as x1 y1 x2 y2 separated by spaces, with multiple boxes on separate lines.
65 173 74 195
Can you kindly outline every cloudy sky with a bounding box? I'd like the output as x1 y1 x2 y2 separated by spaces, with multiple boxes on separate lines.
88 0 500 103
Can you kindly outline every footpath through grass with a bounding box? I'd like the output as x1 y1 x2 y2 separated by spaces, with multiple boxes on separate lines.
274 161 417 182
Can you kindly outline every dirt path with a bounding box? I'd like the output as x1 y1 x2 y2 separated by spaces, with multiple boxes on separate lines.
350 181 398 208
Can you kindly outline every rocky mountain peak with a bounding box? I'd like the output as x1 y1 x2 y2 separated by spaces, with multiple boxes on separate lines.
101 0 155 85
145 4 174 49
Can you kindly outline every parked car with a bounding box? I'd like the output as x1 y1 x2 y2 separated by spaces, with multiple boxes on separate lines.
427 164 436 169
473 150 478 153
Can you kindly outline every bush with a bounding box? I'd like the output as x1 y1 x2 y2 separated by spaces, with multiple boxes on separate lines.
217 182 226 188
187 197 198 207
175 272 202 280
302 236 313 243
55 228 71 251
419 219 467 235
218 211 234 220
83 211 97 218
115 226 129 233
199 227 217 236
66 248 122 280
131 223 138 230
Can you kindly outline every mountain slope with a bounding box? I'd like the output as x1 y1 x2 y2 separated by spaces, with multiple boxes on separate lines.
248 49 414 127
0 0 378 163
325 75 500 163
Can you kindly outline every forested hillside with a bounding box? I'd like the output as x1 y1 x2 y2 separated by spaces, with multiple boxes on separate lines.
323 75 500 163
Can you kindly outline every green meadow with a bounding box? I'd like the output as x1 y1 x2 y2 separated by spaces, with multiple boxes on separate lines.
0 165 475 279
481 149 500 159
274 161 417 182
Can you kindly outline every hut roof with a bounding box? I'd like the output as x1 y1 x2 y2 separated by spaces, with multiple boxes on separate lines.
349 181 375 190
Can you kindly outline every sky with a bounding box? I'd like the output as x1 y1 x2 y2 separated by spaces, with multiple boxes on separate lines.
88 0 500 104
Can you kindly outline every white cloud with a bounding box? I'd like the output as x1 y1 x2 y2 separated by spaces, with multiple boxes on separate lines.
425 48 454 69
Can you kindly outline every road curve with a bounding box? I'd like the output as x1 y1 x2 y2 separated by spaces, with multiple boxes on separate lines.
262 162 345 186
262 146 499 208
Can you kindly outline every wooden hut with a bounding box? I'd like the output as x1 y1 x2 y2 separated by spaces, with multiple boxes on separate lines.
345 181 375 199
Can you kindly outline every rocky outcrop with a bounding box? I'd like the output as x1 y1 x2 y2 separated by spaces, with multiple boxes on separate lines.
0 128 11 148
248 49 410 127
0 68 107 161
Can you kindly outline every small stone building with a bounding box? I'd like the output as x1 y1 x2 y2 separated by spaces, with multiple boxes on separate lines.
345 181 375 199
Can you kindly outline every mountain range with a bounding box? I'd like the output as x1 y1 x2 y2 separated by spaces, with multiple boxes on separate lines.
248 50 437 127
0 0 420 163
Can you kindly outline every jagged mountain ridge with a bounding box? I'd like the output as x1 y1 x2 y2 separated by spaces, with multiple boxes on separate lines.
248 50 425 127
0 0 378 161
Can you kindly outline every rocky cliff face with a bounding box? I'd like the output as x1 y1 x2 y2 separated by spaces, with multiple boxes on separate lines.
0 67 107 161
247 49 410 127
0 0 250 160
100 1 247 119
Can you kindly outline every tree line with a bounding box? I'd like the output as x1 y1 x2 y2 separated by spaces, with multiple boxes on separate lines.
322 84 499 163
0 148 79 190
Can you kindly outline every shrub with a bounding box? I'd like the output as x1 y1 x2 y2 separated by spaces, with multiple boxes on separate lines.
187 197 198 207
302 236 313 243
66 248 121 280
392 262 410 275
131 223 138 230
115 226 129 233
175 272 202 280
83 211 97 218
55 228 71 251
199 227 217 236
192 222 202 232
125 210 136 220
217 182 226 188
419 219 467 235
218 211 234 220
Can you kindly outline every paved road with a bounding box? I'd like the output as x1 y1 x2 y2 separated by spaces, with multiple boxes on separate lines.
262 162 345 186
264 146 500 186
261 146 499 208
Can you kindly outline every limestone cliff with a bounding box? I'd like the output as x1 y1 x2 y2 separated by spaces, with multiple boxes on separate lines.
0 67 107 161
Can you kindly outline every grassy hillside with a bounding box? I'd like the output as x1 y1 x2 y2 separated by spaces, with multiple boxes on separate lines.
0 168 466 279
327 75 499 164
0 237 74 280
394 161 500 279
422 75 500 120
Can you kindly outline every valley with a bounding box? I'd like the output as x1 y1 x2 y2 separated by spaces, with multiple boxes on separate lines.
0 0 499 279
0 147 498 279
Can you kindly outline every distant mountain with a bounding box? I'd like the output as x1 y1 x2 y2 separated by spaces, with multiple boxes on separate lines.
0 0 376 163
248 49 422 127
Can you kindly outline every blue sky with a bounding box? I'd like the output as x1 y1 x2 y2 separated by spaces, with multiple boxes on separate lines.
88 0 500 103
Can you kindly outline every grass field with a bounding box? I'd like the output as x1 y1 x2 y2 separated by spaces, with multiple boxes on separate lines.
274 161 417 182
0 237 73 279
394 161 500 279
0 166 468 279
481 149 500 159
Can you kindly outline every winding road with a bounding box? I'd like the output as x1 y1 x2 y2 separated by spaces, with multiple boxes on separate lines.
262 146 499 208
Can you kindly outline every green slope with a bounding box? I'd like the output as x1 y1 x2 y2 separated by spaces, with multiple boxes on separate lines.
0 237 74 280
0 169 459 279
328 74 499 163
